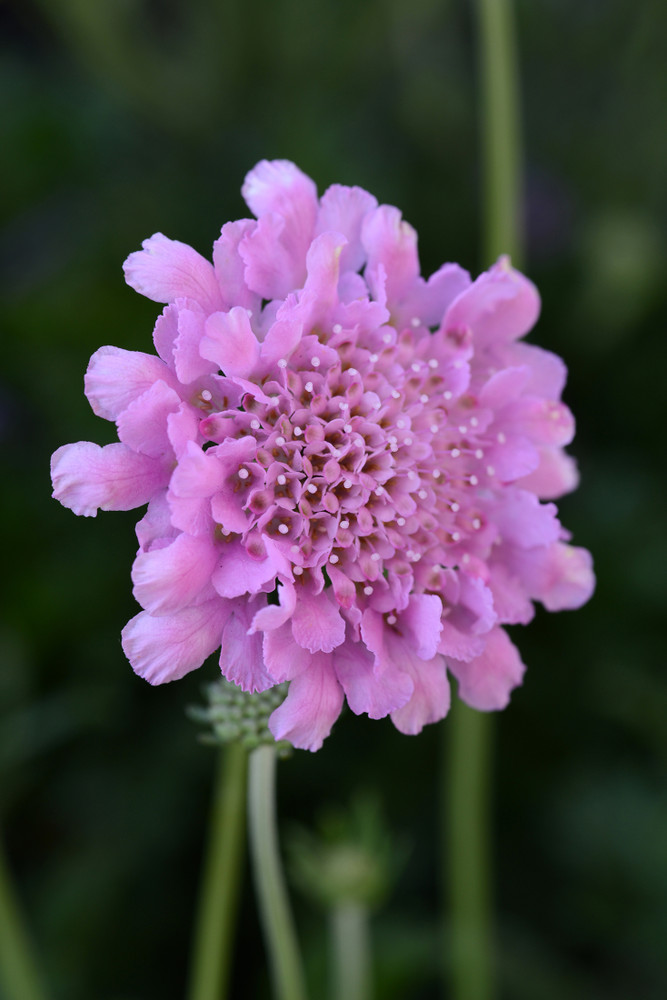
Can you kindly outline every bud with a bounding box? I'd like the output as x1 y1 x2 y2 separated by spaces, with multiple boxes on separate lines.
188 678 291 756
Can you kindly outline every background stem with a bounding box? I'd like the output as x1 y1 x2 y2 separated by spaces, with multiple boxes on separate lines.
445 1 523 998
187 743 248 1000
330 901 371 1000
248 745 308 1000
0 833 48 1000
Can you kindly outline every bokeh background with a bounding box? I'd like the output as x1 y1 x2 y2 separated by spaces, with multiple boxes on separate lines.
2 0 666 997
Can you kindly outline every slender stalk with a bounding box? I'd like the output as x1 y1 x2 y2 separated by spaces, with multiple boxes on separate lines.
445 4 523 995
0 833 48 1000
330 901 371 1000
476 0 523 267
446 703 495 1000
248 744 308 1000
187 743 248 1000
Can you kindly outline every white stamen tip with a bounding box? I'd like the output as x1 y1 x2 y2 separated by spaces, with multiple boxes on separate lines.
200 389 212 401
432 469 441 478
294 426 303 436
475 449 484 459
382 333 392 344
277 474 287 485
451 532 460 542
404 437 413 446
275 436 286 446
396 418 406 428
486 466 495 476
411 362 421 372
392 390 401 400
375 486 384 496
497 432 506 443
397 517 406 526
307 484 317 494
387 613 398 624
469 475 478 486
462 553 470 565
470 417 479 427
277 358 287 368
428 359 438 369
418 489 427 499
370 552 381 562
430 425 439 433
290 544 300 552
293 565 303 575
459 425 468 434
238 468 249 480
311 356 320 367
250 419 261 430
343 480 352 489
472 518 481 530
369 353 379 363
451 448 460 459
340 520 350 529
333 323 342 334
278 524 289 534
444 391 453 400
363 586 373 596
420 394 429 403
329 554 339 564
411 317 421 328
344 424 352 433
451 502 460 512
305 382 313 393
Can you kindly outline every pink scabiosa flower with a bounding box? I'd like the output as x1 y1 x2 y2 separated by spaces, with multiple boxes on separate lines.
51 160 594 751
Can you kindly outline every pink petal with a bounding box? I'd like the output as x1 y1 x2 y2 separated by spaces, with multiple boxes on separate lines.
200 308 260 379
362 205 419 305
169 440 226 499
291 588 346 653
512 542 595 611
131 532 217 615
135 492 176 551
84 346 179 421
173 303 218 384
220 598 275 692
116 380 181 458
334 638 413 719
268 652 344 751
51 442 167 517
444 258 540 345
390 648 450 735
212 539 278 598
492 490 560 548
213 219 261 311
122 599 229 685
248 580 297 633
398 593 443 660
516 448 580 499
123 233 223 312
315 184 378 272
448 626 525 711
263 621 314 682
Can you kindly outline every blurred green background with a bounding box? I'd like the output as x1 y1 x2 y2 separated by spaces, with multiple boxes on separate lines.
2 0 666 997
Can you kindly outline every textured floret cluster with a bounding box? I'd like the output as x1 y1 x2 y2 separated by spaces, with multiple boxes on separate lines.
51 160 594 750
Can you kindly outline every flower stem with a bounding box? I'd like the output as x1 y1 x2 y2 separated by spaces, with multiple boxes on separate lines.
446 703 495 1000
248 744 308 1000
330 901 371 1000
187 743 248 1000
0 832 48 1000
476 0 523 266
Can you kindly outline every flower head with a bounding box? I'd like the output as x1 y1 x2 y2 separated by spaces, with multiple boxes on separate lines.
51 160 594 751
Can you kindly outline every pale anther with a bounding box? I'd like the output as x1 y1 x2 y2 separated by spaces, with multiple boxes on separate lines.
475 449 484 459
404 437 413 445
430 424 439 433
387 613 397 624
333 323 342 334
344 424 352 433
418 489 427 499
497 432 506 443
277 474 287 485
451 448 460 458
444 391 453 400
469 475 478 486
311 357 321 368
363 585 374 595
486 465 495 476
371 552 381 562
369 353 379 363
451 531 460 542
392 390 401 399
201 389 212 401
307 484 317 494
238 468 249 480
343 480 352 489
382 333 392 344
451 502 460 512
411 362 420 372
275 436 286 446
277 358 287 368
250 419 261 430
397 517 406 526
278 524 289 534
473 518 481 530
340 519 350 529
411 317 421 327
432 469 441 478
305 382 314 393
420 394 429 403
294 426 303 436
330 554 340 564
293 565 303 575
428 359 438 369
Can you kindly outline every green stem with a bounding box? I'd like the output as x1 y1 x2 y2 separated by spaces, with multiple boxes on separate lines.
330 901 371 1000
0 832 48 1000
248 745 308 1000
446 704 495 1000
444 2 524 997
187 743 248 1000
476 0 523 266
